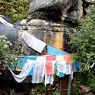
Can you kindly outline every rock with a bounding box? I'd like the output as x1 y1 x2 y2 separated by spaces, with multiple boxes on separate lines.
0 15 12 24
13 20 21 30
83 0 95 3
28 19 64 32
85 5 94 15
28 0 70 14
27 0 33 3
0 16 19 54
20 19 28 26
80 85 92 93
28 0 84 23
66 0 83 23
79 85 94 95
28 0 72 22
28 0 95 23
0 16 14 27
0 17 18 43
18 19 64 55
28 19 48 26
88 92 94 95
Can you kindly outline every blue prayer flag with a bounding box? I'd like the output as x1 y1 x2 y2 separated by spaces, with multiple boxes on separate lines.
47 45 68 55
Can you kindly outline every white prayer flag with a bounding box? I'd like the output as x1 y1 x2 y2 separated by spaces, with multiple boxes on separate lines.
21 31 32 44
9 59 35 83
57 60 66 74
56 55 64 61
22 31 46 53
66 64 71 75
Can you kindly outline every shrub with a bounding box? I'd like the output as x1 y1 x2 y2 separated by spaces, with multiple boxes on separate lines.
0 34 17 70
68 8 95 91
0 0 29 21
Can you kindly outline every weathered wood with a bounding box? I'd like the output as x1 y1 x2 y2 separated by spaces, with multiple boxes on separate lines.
59 75 69 95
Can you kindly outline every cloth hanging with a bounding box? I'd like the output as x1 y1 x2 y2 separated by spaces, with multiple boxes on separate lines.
47 45 68 55
73 62 79 72
45 60 55 75
55 55 65 77
56 60 66 77
9 59 35 83
45 75 54 86
66 64 72 75
16 56 37 72
32 56 46 83
64 54 72 64
32 57 45 83
11 54 76 85
45 60 55 86
47 45 71 77
56 55 64 61
45 55 56 75
21 31 46 53
45 60 54 75
56 60 66 74
46 55 56 60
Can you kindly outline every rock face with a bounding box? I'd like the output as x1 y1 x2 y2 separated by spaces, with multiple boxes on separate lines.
0 16 18 44
66 0 83 23
0 1 95 95
28 0 71 14
28 0 72 22
0 17 64 55
28 0 95 23
18 19 64 55
0 0 95 55
83 0 95 3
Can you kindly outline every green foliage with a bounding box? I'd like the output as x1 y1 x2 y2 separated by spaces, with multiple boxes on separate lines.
0 35 17 70
52 91 60 95
68 8 95 91
69 16 95 71
35 84 45 93
71 78 80 95
0 0 29 21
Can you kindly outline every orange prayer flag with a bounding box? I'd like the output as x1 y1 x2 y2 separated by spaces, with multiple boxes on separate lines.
64 54 72 64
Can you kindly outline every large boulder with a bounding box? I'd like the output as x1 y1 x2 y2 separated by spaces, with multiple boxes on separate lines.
28 0 71 14
28 0 95 23
66 0 83 23
0 16 18 44
83 0 95 3
28 0 84 23
84 5 94 15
